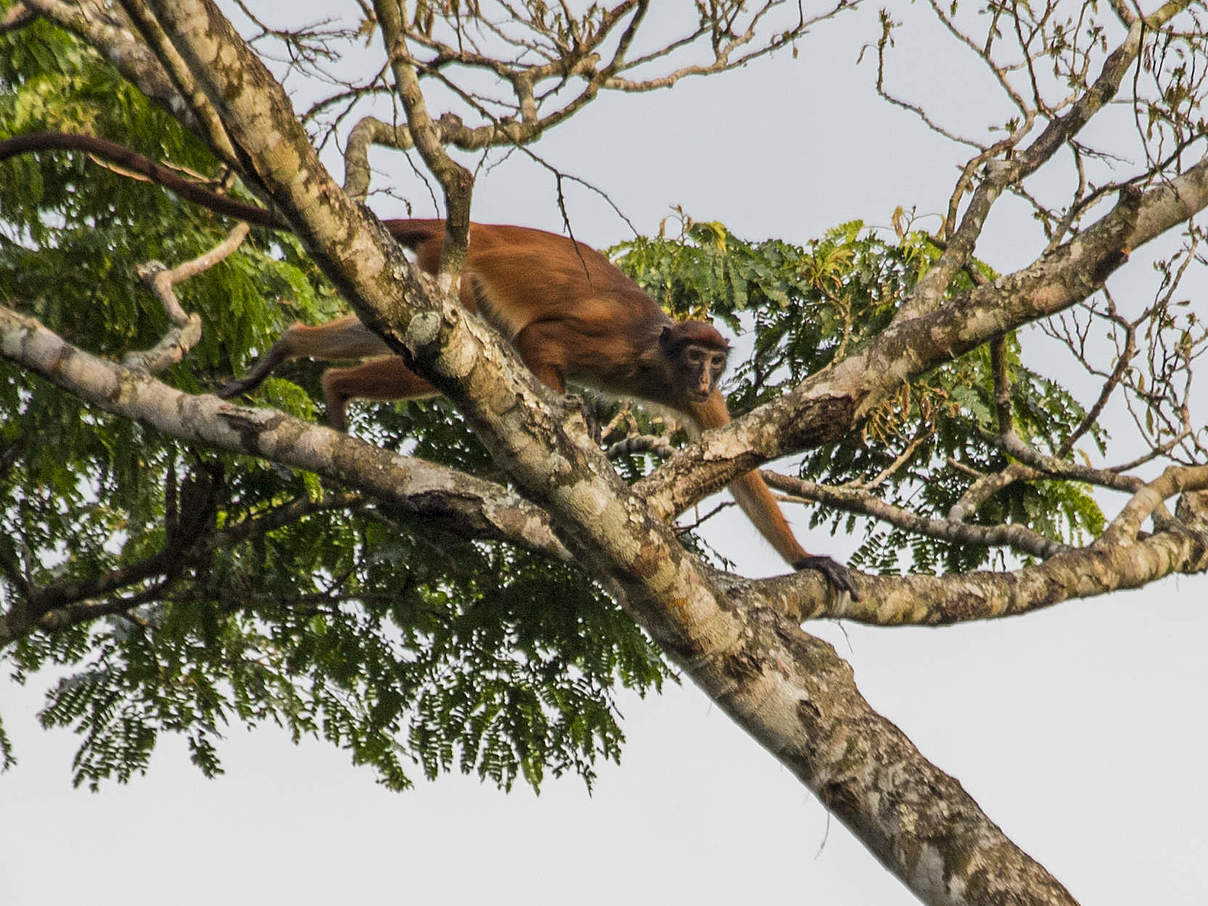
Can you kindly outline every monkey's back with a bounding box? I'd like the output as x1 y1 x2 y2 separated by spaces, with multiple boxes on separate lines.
385 219 670 342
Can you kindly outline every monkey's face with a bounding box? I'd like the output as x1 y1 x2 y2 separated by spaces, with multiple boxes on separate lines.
677 342 729 402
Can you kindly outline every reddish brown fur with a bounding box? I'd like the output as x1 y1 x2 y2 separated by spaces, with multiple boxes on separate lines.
220 220 851 584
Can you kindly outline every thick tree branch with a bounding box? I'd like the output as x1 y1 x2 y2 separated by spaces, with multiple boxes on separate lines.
21 0 205 137
0 303 573 591
753 469 1208 626
111 0 242 166
687 600 1079 906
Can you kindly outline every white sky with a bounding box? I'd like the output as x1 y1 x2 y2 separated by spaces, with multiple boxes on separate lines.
2 3 1206 904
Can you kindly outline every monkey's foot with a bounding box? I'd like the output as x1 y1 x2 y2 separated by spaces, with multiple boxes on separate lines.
215 376 255 399
792 555 860 601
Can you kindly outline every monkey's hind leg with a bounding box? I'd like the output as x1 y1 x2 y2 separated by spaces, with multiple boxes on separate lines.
320 356 437 432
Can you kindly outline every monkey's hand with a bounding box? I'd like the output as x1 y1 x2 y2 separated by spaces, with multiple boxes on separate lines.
792 555 860 601
215 376 254 399
561 393 603 444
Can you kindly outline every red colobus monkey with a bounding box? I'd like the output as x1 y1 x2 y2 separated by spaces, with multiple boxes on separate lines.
220 220 856 595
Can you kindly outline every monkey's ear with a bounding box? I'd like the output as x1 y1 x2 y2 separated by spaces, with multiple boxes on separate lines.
659 325 674 349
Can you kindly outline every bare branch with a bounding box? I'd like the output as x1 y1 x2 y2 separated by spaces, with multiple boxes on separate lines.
872 11 986 150
0 132 283 227
375 0 473 276
122 223 249 374
764 470 1069 560
903 5 1194 318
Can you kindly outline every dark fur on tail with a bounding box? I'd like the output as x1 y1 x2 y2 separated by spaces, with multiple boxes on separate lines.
385 219 444 250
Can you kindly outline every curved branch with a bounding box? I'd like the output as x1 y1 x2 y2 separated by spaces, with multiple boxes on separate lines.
763 471 1068 560
123 222 249 373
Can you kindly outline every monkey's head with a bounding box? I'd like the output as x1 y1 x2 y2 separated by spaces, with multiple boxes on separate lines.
660 321 730 403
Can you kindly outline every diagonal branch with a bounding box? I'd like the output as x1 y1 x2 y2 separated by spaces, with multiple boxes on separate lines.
0 132 284 227
0 302 573 603
114 0 242 166
762 470 1069 560
21 0 206 138
638 158 1208 526
904 2 1193 318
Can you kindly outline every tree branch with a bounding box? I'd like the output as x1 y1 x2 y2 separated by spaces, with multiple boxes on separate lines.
0 132 283 228
374 0 472 279
21 0 205 138
754 469 1208 626
763 470 1069 560
902 3 1192 318
122 222 249 373
0 303 574 605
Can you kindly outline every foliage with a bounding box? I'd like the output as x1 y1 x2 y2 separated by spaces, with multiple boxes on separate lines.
0 22 667 792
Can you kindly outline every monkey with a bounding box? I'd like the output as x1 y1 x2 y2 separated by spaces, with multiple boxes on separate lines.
219 220 857 596
0 134 855 594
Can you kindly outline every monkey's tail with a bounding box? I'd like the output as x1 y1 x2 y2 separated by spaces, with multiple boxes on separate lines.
383 219 447 250
0 131 286 229
0 136 456 254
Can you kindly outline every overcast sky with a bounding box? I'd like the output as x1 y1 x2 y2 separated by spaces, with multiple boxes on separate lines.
2 3 1205 904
